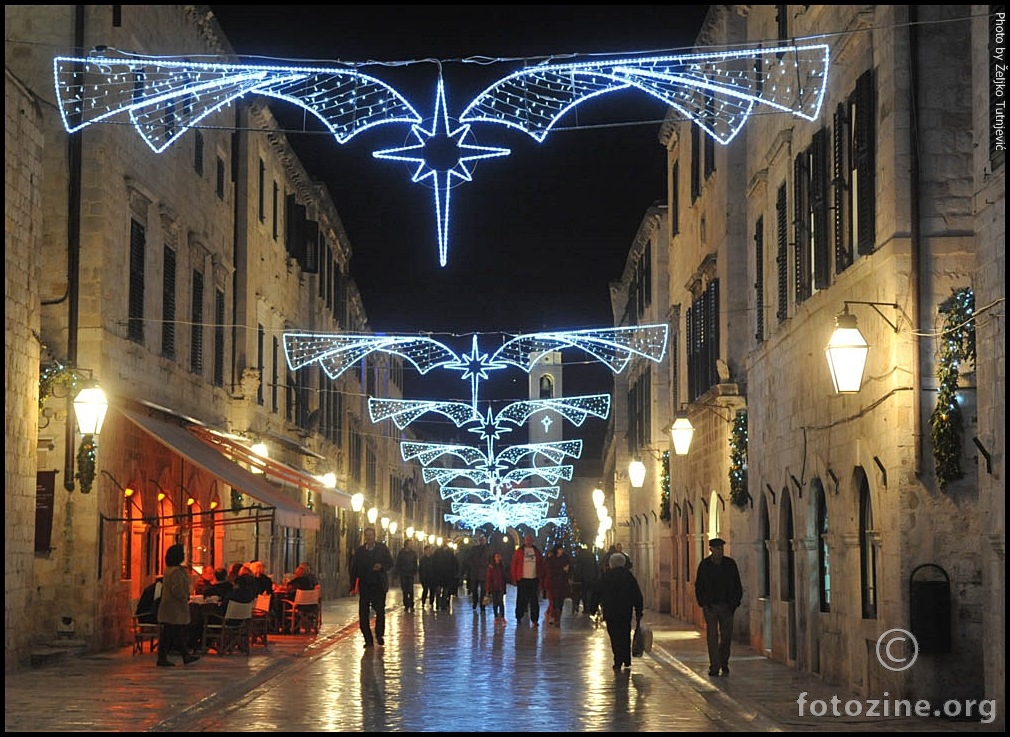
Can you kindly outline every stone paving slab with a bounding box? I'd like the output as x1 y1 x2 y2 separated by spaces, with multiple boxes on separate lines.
4 596 1001 732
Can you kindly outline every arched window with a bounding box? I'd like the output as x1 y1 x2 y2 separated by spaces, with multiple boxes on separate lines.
780 490 795 602
759 499 771 597
539 374 554 399
859 473 877 619
814 482 830 612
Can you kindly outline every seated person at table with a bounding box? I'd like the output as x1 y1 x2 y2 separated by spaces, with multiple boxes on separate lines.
231 564 259 605
193 566 217 596
203 567 233 601
249 560 274 598
276 563 318 633
287 562 318 592
135 576 163 624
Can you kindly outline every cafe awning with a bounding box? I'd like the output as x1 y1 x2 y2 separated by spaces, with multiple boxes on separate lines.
120 408 320 530
188 425 354 511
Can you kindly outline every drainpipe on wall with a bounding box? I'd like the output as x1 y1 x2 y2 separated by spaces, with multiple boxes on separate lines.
908 6 924 478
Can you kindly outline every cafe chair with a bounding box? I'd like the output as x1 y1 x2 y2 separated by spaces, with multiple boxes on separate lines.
202 599 254 655
248 592 273 649
129 598 161 655
282 586 321 635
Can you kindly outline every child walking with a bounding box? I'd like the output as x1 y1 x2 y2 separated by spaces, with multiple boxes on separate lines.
486 551 509 625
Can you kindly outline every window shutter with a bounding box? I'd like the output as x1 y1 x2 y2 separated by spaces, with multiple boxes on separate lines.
190 270 204 375
161 247 176 358
811 128 830 289
302 219 320 273
855 70 876 255
285 194 307 263
128 219 145 344
832 104 852 274
793 153 810 304
775 184 788 323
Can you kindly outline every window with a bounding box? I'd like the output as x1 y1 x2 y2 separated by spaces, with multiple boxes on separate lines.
703 96 716 178
775 183 788 323
128 219 145 344
859 474 877 619
754 216 765 341
759 500 771 597
161 247 176 358
687 279 720 401
193 130 204 176
539 374 554 399
215 156 225 200
272 181 279 240
690 123 701 202
816 483 831 612
272 336 280 414
190 269 204 375
256 324 265 406
833 70 877 274
671 161 680 235
793 129 829 303
213 288 225 387
258 158 266 221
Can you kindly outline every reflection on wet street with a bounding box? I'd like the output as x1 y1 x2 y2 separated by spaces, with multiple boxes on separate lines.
191 601 714 732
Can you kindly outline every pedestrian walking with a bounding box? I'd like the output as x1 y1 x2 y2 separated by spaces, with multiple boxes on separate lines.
599 552 643 672
467 535 493 612
486 551 509 625
431 541 457 611
695 537 743 676
352 526 394 648
418 544 435 609
395 538 419 612
544 544 572 625
510 534 547 627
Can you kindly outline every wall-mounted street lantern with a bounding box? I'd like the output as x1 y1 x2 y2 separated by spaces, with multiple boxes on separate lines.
670 411 695 456
825 301 900 394
628 459 647 489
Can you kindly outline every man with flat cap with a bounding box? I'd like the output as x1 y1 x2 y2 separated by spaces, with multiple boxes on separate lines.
695 537 743 676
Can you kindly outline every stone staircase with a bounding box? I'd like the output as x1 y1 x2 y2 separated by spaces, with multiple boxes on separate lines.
29 638 88 668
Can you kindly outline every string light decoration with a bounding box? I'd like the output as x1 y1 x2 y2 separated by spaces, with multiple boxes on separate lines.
284 325 668 531
54 43 828 266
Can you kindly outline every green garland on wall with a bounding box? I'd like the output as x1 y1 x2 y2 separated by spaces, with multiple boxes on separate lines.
39 360 87 409
929 287 975 489
729 410 749 509
659 450 671 522
76 434 97 493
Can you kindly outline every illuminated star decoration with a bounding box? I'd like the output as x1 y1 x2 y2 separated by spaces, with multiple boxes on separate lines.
283 325 668 531
53 43 829 266
373 77 510 266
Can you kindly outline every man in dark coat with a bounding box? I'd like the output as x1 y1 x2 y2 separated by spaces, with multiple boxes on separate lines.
431 541 458 611
599 552 643 671
694 537 743 677
394 538 419 612
467 535 493 612
352 526 394 647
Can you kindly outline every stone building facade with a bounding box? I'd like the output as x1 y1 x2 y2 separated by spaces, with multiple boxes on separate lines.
4 4 443 670
607 4 1004 724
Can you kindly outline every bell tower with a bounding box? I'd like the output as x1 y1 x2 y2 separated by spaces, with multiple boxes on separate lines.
528 350 563 445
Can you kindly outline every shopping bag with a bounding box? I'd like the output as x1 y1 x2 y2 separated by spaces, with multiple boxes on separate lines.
632 621 652 657
638 621 653 653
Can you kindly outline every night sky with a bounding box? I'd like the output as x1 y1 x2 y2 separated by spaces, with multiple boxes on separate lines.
207 5 709 336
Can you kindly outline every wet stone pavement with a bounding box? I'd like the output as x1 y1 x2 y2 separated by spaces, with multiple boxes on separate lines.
5 593 1001 732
